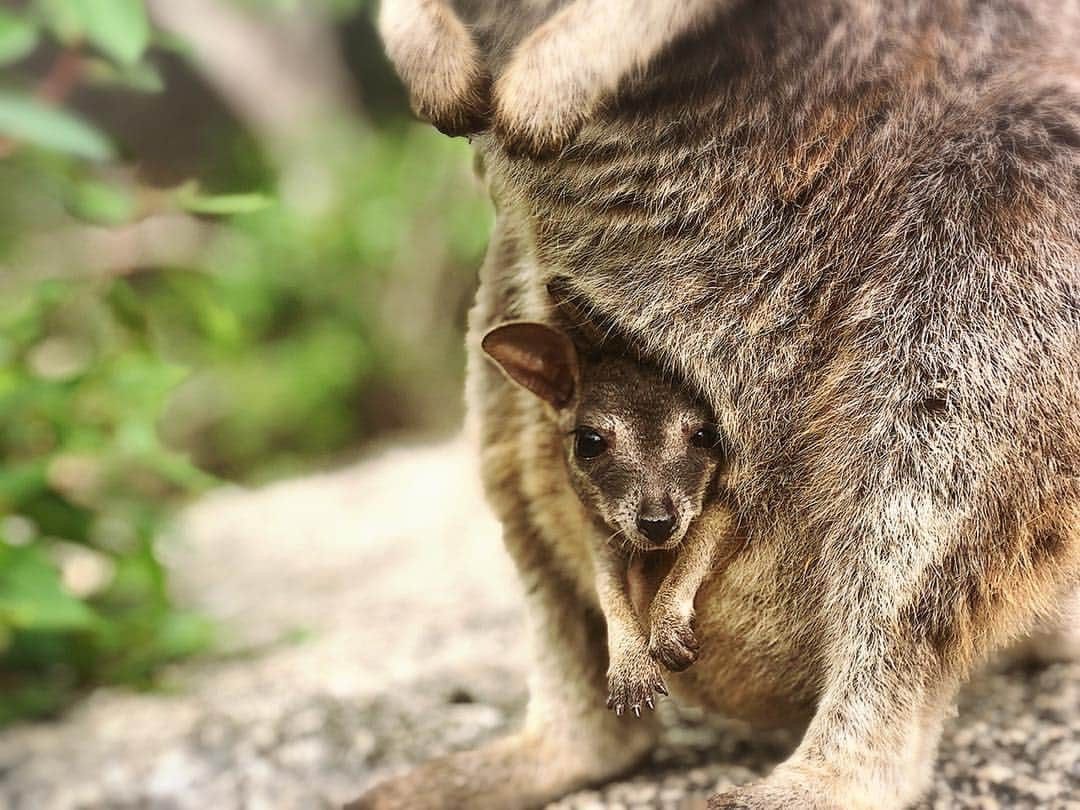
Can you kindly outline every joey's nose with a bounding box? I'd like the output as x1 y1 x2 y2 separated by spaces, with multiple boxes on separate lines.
636 515 676 545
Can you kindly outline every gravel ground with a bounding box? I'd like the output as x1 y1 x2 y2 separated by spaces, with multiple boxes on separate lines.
1 438 1077 810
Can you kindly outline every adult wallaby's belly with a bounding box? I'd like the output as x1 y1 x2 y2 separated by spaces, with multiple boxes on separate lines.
674 560 823 727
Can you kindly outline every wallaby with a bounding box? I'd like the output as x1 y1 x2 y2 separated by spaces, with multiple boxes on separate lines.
356 1 1080 808
482 320 736 714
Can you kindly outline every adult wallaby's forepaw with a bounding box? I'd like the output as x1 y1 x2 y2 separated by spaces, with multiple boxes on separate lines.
421 64 490 138
606 651 666 717
493 72 592 157
492 21 597 157
649 613 700 672
379 0 491 136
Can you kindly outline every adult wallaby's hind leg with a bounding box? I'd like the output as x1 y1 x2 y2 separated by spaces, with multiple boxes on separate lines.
493 0 731 156
347 518 657 810
706 503 1078 810
378 0 490 135
707 617 957 810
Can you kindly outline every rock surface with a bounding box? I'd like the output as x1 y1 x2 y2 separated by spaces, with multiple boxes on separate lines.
1 438 1077 810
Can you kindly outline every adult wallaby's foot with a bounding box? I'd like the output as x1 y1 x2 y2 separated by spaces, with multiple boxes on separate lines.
347 725 654 810
378 0 491 136
649 606 700 672
701 703 945 810
349 638 659 809
705 772 842 809
606 643 667 717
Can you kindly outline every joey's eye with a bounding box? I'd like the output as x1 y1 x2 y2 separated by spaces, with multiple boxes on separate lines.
574 428 608 459
690 425 720 449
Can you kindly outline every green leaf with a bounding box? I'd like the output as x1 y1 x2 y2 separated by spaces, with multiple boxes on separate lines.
0 10 40 66
0 545 95 632
18 492 94 544
175 184 275 216
0 92 114 160
72 0 150 66
84 57 164 93
65 179 135 226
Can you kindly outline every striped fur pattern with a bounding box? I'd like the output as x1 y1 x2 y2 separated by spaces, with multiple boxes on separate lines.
354 1 1080 808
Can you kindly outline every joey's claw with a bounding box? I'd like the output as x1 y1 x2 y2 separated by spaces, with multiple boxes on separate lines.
607 653 665 717
655 681 669 696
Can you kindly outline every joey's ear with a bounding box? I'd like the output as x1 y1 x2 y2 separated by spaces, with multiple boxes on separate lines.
481 321 579 409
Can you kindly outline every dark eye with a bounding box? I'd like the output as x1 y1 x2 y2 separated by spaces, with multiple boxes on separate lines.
574 428 608 459
690 425 719 449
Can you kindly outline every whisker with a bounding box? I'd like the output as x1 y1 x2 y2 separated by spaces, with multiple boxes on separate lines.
615 531 638 562
604 528 623 550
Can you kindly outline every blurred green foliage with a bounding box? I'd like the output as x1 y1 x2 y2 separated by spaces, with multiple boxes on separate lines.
0 277 216 723
0 0 490 723
153 127 489 480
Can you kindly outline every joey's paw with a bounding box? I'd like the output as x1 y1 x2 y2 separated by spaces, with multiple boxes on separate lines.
649 601 700 672
492 35 595 157
606 654 666 717
649 613 700 672
707 780 840 810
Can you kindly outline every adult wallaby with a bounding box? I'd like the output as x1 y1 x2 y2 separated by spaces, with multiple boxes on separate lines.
355 1 1080 808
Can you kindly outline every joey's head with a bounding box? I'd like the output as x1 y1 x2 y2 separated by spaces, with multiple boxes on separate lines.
482 321 725 552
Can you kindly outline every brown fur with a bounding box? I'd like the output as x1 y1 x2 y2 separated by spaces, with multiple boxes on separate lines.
353 1 1080 808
